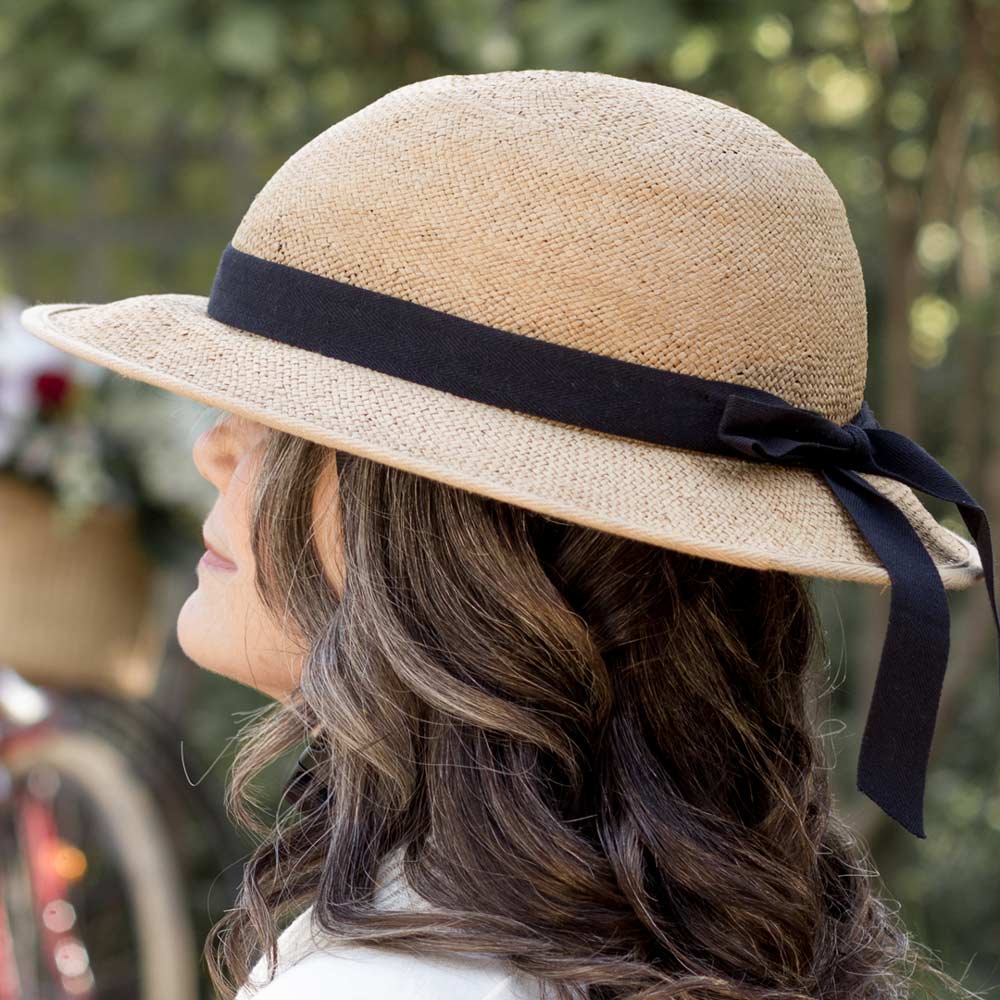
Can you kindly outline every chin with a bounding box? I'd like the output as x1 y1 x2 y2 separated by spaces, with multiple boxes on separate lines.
175 588 294 701
175 587 223 676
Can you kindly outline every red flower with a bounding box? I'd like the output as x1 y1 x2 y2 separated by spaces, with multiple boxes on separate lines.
34 371 71 408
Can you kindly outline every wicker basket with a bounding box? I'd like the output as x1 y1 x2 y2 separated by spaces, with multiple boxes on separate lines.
0 473 164 698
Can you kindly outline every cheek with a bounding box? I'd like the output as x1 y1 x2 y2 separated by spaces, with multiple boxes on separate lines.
176 459 306 697
177 556 306 698
224 459 257 567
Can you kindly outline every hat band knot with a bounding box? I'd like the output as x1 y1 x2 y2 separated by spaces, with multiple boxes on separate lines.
716 393 877 469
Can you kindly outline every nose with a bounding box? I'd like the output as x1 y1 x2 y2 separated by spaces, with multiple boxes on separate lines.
192 417 240 491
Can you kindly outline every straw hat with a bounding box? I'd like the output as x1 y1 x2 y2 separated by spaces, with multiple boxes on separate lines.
19 70 997 838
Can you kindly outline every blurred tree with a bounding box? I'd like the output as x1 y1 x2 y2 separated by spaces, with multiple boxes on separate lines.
2 0 998 992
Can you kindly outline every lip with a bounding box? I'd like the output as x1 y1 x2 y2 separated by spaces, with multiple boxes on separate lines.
200 533 238 572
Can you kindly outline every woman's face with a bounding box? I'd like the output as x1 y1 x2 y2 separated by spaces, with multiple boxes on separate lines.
176 412 343 701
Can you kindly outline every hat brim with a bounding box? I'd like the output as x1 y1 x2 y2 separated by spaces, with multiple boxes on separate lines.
20 293 984 590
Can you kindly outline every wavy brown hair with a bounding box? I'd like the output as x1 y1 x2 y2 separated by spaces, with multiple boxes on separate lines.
205 421 977 1000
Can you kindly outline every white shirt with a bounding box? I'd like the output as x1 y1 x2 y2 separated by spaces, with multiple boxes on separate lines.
233 852 546 1000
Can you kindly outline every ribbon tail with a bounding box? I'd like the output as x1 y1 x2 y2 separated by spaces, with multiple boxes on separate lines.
955 501 1000 698
822 466 952 838
866 427 1000 691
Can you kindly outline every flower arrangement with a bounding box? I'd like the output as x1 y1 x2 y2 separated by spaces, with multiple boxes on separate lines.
0 292 215 568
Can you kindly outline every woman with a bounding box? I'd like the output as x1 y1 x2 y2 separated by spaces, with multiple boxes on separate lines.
21 70 997 1000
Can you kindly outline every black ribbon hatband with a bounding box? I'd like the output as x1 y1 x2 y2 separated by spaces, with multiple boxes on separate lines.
208 242 1000 839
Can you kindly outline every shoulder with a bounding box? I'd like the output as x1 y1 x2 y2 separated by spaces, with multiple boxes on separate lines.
235 942 543 1000
235 905 546 1000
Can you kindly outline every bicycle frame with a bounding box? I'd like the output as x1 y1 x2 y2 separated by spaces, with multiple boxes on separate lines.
0 666 95 999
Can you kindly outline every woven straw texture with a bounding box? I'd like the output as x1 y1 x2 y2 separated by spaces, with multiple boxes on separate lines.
20 70 983 588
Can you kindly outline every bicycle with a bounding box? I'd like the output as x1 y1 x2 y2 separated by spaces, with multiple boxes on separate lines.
0 664 199 1000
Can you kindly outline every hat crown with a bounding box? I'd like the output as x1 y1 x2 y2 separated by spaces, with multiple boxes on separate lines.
232 70 867 424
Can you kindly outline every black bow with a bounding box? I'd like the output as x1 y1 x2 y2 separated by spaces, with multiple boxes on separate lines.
718 393 1000 837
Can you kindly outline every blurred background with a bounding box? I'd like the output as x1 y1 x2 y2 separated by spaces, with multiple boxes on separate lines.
0 0 998 996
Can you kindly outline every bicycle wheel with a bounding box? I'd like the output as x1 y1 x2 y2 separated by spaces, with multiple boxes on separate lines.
2 727 199 1000
0 791 41 1000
